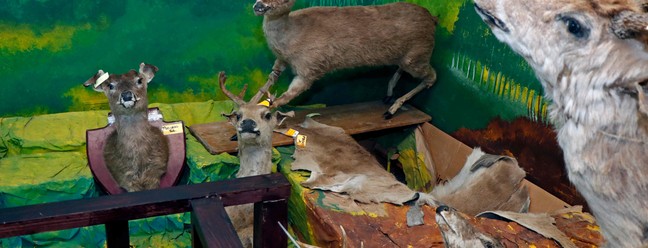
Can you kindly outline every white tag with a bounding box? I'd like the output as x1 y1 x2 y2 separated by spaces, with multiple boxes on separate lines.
94 72 110 88
161 123 183 135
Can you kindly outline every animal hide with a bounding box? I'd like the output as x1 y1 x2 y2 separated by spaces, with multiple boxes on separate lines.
477 211 577 248
431 148 530 216
289 117 417 205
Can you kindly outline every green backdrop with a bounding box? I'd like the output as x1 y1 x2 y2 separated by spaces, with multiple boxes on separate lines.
0 0 544 133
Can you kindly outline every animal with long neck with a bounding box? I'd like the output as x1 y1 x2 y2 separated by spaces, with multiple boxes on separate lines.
253 0 438 118
83 63 168 192
473 0 648 246
219 71 292 247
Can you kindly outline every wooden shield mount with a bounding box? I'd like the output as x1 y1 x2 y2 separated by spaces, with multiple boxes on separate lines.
86 108 187 195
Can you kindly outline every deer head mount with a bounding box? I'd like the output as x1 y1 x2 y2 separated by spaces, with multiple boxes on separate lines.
219 71 293 146
83 63 158 116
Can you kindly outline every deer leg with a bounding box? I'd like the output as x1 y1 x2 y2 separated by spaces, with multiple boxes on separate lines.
273 76 313 107
272 59 287 76
384 66 437 119
383 68 403 104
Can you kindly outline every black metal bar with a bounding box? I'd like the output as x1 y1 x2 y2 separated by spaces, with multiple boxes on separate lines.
254 199 288 248
0 173 290 238
191 197 243 248
105 220 130 248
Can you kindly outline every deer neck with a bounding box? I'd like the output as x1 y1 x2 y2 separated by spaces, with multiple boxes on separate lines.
263 13 290 54
237 142 273 178
113 111 150 137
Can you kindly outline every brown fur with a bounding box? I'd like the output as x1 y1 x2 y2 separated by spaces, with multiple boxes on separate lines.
474 0 648 246
218 72 292 247
83 63 168 192
435 206 503 248
254 0 438 118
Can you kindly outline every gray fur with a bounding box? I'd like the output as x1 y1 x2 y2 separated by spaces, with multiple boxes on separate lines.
83 63 168 192
254 0 438 117
473 0 648 246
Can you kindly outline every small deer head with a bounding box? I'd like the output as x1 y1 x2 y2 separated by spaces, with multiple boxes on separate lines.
435 205 503 248
219 71 293 146
253 0 295 16
83 63 158 116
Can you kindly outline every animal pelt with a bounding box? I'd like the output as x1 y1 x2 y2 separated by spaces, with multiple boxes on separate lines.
432 148 530 216
435 206 504 248
290 117 417 205
289 118 529 217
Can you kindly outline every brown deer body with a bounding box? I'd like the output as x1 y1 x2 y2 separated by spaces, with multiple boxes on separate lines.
474 0 648 246
219 71 292 247
253 0 438 118
83 63 168 192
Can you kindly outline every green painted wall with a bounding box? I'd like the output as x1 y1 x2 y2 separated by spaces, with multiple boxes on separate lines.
0 0 544 132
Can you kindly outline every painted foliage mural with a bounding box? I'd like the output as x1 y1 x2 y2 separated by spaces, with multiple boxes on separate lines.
0 0 544 132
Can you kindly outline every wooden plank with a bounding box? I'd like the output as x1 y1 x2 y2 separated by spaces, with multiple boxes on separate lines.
191 198 243 248
253 199 288 248
189 101 432 154
105 221 130 248
0 173 290 238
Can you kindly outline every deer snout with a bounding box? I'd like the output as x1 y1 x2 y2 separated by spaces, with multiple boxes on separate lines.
121 91 134 102
119 91 138 108
253 2 270 15
239 119 260 135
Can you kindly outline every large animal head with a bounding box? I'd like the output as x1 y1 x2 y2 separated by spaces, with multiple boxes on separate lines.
474 0 648 125
252 0 295 17
219 71 293 146
83 63 158 116
435 205 503 248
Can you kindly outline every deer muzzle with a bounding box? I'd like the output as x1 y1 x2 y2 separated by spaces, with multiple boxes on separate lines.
253 2 270 15
238 119 261 136
119 91 138 108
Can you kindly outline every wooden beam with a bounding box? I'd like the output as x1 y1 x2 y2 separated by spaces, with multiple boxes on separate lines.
254 199 288 248
189 101 431 154
0 173 290 238
191 197 243 248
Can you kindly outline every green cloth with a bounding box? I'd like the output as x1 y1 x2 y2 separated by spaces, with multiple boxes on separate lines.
0 100 279 247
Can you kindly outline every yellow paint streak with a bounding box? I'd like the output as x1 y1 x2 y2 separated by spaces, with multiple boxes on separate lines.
0 23 92 53
64 87 109 112
529 245 537 248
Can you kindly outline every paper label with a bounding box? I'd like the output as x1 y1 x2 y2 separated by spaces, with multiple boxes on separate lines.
295 134 307 148
161 123 183 135
94 72 110 88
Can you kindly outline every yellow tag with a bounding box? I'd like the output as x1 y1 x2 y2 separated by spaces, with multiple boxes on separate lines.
295 134 307 148
285 128 298 138
257 99 271 107
161 123 183 135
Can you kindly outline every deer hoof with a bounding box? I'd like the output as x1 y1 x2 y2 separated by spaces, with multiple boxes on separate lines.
382 95 396 105
383 111 394 120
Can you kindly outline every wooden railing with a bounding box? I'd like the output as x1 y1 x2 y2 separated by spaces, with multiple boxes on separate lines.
0 173 290 248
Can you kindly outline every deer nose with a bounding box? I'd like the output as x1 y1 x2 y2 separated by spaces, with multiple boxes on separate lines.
121 91 134 102
240 119 257 131
436 205 450 214
253 2 270 13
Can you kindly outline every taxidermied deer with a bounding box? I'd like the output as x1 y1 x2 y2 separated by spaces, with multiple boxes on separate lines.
219 71 293 247
474 0 648 246
253 0 438 118
83 63 168 192
435 205 503 248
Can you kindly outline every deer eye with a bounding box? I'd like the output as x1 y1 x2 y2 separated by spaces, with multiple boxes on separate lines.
236 113 242 121
560 16 589 39
108 83 115 90
264 112 272 120
137 78 143 85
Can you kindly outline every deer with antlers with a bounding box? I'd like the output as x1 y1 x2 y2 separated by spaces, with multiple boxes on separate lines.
253 0 438 119
474 0 648 246
218 71 293 247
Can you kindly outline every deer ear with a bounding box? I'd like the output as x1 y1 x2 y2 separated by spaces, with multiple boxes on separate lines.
222 110 239 125
83 70 108 92
139 63 158 84
275 110 294 126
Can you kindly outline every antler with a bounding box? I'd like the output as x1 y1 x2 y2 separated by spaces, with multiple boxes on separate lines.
218 71 246 105
249 71 280 105
612 10 648 38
